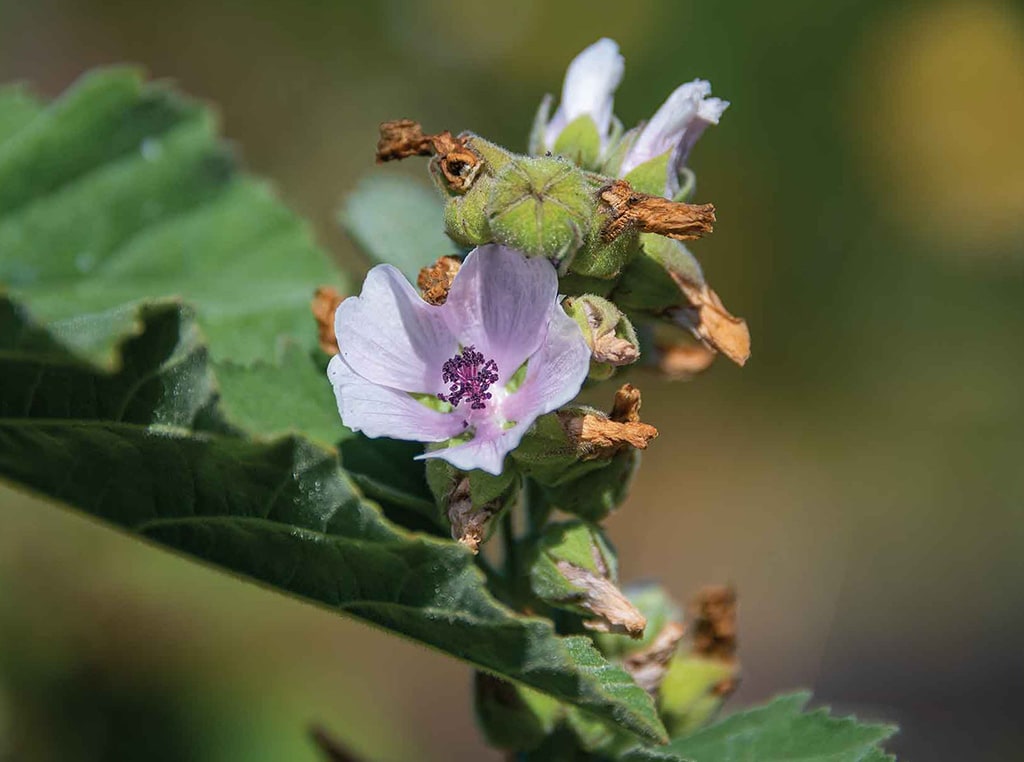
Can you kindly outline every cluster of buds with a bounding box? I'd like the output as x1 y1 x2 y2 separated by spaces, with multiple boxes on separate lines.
322 38 744 752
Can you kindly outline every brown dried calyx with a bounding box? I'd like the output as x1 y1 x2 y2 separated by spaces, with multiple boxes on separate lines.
417 256 462 305
375 119 481 191
690 585 737 662
312 286 345 355
445 477 501 554
561 384 658 460
689 585 739 697
600 179 716 242
671 276 751 367
623 621 687 695
657 340 717 379
557 558 647 639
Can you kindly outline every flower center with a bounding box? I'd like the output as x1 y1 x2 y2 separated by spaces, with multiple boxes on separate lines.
438 345 499 411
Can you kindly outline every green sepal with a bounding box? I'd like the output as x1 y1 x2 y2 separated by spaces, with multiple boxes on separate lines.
612 234 704 313
659 656 739 736
464 133 516 175
552 114 603 170
673 167 697 203
511 412 597 487
601 125 641 178
622 150 672 197
558 272 616 298
474 673 561 752
541 449 639 522
528 94 554 156
486 156 594 267
567 221 640 280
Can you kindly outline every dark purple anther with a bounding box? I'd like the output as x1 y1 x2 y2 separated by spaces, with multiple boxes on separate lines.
438 345 499 410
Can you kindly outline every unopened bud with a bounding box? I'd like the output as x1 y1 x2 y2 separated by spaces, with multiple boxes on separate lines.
563 295 640 379
529 522 646 638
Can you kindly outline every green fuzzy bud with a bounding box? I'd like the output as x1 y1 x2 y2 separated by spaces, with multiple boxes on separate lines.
474 673 560 752
552 114 603 169
511 411 607 487
612 233 705 313
659 656 738 736
443 177 493 246
563 295 640 380
565 218 639 281
486 156 594 267
528 521 646 638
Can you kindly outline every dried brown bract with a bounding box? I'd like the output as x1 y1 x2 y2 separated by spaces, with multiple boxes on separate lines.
671 276 751 367
561 384 657 459
623 621 687 695
375 119 482 191
690 585 737 662
557 560 647 638
600 180 716 242
311 286 345 355
657 340 718 379
417 256 462 305
375 119 435 162
445 477 501 554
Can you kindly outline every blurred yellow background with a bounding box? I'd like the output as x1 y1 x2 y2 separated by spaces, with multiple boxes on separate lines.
1 0 1022 759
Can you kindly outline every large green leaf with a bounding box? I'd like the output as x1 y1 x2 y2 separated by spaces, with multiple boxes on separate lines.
0 293 666 743
621 693 896 761
340 174 460 280
0 67 353 458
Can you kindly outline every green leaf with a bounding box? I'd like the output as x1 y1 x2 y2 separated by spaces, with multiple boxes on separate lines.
213 342 349 448
621 693 897 762
340 174 460 281
0 68 344 369
0 294 666 744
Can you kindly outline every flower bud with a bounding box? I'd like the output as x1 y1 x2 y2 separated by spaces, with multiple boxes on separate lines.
528 521 646 638
618 80 728 198
486 155 595 267
563 295 640 380
529 38 625 169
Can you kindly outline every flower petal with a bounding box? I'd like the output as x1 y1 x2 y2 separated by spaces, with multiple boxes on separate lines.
418 419 532 476
546 38 625 149
328 355 465 442
335 264 456 394
502 302 591 424
620 80 729 185
442 245 559 385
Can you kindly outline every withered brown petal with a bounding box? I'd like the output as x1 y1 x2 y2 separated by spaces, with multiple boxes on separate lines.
311 286 345 355
556 561 647 639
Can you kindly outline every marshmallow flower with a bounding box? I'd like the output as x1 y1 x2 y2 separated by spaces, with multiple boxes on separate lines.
619 80 729 197
543 38 625 152
328 245 590 476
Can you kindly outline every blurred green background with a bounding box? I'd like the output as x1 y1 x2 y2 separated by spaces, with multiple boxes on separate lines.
1 0 1022 759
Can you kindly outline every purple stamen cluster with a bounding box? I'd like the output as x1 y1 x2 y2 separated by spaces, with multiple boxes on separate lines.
438 345 499 410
